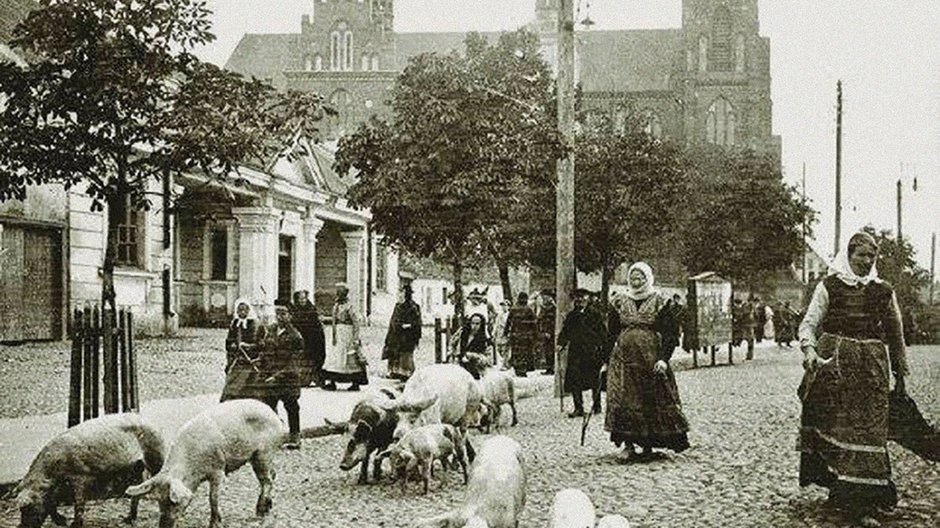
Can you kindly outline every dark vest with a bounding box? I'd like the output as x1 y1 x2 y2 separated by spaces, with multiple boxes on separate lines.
820 275 894 341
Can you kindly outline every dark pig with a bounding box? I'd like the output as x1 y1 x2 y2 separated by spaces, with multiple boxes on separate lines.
331 390 400 484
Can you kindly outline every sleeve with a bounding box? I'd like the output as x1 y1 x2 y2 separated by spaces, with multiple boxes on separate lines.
798 281 829 351
882 290 910 377
556 312 573 348
655 301 678 362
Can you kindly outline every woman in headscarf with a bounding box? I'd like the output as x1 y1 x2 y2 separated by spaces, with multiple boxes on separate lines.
450 313 493 379
604 262 689 462
220 298 266 402
797 231 908 528
321 283 369 391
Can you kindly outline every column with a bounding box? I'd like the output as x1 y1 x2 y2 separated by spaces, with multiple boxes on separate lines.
301 215 325 294
341 230 366 315
280 210 303 299
232 207 279 320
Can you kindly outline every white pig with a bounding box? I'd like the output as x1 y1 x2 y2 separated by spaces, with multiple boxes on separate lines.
378 423 468 494
477 368 517 432
596 514 631 528
125 399 285 528
14 413 165 528
548 488 595 528
420 435 526 528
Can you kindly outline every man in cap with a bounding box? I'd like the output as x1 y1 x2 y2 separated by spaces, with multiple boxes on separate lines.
558 288 607 417
538 289 557 375
382 271 423 381
260 303 306 449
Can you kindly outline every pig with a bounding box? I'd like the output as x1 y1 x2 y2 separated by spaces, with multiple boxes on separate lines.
13 413 165 528
548 488 595 528
329 389 400 484
477 368 517 433
392 364 484 461
125 399 285 528
420 435 526 528
377 423 468 495
596 515 631 528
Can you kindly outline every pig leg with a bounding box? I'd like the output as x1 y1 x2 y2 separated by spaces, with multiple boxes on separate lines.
422 460 431 495
251 452 274 516
124 496 139 524
371 452 384 482
358 455 370 485
49 506 68 527
208 472 224 528
69 476 90 528
509 381 518 426
124 461 146 523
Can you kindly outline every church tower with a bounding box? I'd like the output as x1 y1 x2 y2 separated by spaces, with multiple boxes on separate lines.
301 0 395 73
533 0 559 73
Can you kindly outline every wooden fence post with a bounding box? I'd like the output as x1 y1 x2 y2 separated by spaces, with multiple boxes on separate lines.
710 345 716 367
692 347 699 369
102 307 117 414
127 311 139 411
82 305 93 421
90 305 100 418
68 309 83 427
119 309 130 412
728 342 734 365
434 318 442 364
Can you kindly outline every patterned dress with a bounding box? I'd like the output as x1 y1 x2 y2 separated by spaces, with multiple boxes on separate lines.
604 292 689 451
798 276 908 510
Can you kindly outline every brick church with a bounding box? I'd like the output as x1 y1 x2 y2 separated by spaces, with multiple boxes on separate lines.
226 0 780 160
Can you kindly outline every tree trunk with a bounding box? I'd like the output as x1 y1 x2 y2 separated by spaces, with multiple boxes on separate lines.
101 195 119 315
452 258 464 328
601 262 613 308
498 261 513 302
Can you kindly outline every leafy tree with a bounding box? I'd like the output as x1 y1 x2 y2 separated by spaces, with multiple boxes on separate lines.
574 130 689 303
862 227 931 341
680 146 815 288
336 29 563 320
0 0 331 313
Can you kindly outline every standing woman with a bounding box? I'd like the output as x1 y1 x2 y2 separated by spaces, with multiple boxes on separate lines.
604 262 689 462
450 313 492 379
321 283 369 391
798 232 908 528
383 273 422 381
220 298 266 402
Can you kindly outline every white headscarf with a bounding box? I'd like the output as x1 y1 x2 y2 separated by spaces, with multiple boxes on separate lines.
231 297 258 329
828 231 881 287
625 261 656 301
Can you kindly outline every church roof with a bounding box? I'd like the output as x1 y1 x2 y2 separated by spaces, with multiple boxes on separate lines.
577 29 683 93
225 33 303 82
0 0 36 43
392 31 500 68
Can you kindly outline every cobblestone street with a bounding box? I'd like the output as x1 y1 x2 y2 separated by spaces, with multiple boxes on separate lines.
0 344 935 528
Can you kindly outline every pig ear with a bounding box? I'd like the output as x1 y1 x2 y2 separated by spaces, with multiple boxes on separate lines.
125 477 156 497
168 478 192 505
400 395 438 413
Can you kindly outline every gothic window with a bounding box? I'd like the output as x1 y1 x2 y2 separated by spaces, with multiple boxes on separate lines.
108 196 144 268
344 32 354 71
708 6 733 71
209 228 228 280
643 111 663 139
330 31 341 70
361 54 370 71
375 244 387 292
735 34 745 72
330 22 353 71
371 54 379 71
314 54 323 71
706 97 736 146
698 35 708 73
304 55 313 71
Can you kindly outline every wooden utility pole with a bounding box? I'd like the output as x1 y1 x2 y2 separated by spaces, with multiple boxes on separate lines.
896 178 903 241
834 81 843 256
554 0 576 399
930 232 936 305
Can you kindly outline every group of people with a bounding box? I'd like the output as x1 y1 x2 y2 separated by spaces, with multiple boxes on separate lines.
219 283 370 449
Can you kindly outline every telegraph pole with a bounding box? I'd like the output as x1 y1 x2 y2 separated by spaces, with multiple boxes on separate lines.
834 81 843 256
930 232 936 305
802 162 807 283
554 0 576 399
896 178 903 241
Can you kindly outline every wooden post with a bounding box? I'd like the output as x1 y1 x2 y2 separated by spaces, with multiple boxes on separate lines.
102 307 117 414
896 178 903 241
554 0 576 399
127 311 139 411
834 80 843 256
728 342 734 365
90 305 100 419
119 309 130 412
710 345 716 367
693 347 698 369
930 232 936 305
434 318 443 364
82 306 93 421
68 309 83 427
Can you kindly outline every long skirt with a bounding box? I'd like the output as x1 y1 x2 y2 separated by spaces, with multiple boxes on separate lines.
798 333 897 509
605 326 689 451
220 360 263 402
322 323 368 385
388 347 416 380
509 334 537 373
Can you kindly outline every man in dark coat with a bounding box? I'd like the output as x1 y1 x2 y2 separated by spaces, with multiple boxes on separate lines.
290 290 325 387
261 304 306 450
382 272 423 381
538 290 557 375
558 288 607 417
506 292 538 377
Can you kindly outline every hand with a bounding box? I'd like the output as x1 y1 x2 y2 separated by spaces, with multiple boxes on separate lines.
653 360 668 375
401 323 412 329
802 348 830 372
600 363 608 375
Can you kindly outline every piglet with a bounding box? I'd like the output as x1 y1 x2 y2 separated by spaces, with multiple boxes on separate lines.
548 488 595 528
596 514 631 528
420 435 526 528
477 368 518 433
379 423 468 494
125 399 285 528
14 413 165 528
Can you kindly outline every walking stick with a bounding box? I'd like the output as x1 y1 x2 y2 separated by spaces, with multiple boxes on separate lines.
580 365 606 446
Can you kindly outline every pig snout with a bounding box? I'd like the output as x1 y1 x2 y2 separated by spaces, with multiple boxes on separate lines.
339 438 369 471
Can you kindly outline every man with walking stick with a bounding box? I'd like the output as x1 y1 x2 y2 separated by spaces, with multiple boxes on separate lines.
558 288 607 418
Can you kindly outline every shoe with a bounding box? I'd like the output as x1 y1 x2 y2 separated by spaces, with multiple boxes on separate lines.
347 384 361 392
858 515 882 528
321 382 337 391
282 442 301 450
543 369 554 375
567 409 585 418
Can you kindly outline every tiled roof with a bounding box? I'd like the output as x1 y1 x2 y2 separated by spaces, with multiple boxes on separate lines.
577 29 683 92
224 33 303 82
0 0 36 43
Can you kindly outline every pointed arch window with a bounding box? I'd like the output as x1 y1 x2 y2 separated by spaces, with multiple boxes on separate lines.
735 34 745 72
708 5 733 71
361 54 370 71
330 31 341 70
330 22 354 71
706 97 735 146
371 54 380 71
643 111 663 139
698 35 708 73
344 32 354 70
314 54 323 71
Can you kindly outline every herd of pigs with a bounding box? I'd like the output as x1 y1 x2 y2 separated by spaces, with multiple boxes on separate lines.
10 363 629 528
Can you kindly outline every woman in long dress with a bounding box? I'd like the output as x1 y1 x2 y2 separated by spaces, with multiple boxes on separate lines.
798 232 909 528
604 262 689 461
220 298 266 402
321 283 369 391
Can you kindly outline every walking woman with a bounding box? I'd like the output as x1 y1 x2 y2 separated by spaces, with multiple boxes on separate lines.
604 262 689 462
220 298 266 402
321 283 369 391
798 231 909 528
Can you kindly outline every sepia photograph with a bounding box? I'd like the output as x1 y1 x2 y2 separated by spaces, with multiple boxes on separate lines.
0 1 937 527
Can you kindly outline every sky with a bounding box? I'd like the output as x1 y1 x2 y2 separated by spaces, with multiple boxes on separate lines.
194 1 940 269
